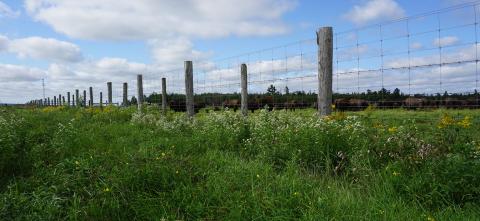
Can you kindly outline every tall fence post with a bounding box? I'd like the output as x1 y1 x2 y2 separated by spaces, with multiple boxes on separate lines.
317 27 333 116
54 96 57 106
185 61 194 117
162 77 167 114
100 92 103 108
241 63 248 116
47 97 50 106
62 96 65 106
75 89 80 107
137 75 143 112
83 90 87 107
107 82 112 105
59 94 62 105
89 87 93 107
67 92 71 106
123 82 128 106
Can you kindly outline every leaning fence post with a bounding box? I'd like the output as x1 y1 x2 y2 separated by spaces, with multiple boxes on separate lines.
162 77 167 114
241 63 248 116
107 82 112 105
89 87 93 107
317 27 333 116
123 82 128 106
83 90 87 107
137 74 143 112
185 61 194 117
75 89 80 107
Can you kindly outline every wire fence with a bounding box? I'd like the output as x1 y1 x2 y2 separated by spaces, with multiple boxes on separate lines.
26 1 480 118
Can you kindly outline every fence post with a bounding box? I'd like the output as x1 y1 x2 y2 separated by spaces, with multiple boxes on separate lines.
89 87 93 107
185 61 194 117
58 94 62 105
47 97 50 106
67 92 71 106
83 90 87 107
62 96 65 106
100 92 103 108
75 89 80 107
123 82 128 106
241 63 248 116
317 27 333 116
137 74 143 112
107 82 112 105
54 96 57 106
162 77 167 114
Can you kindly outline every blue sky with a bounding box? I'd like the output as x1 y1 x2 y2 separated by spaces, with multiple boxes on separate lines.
0 0 478 103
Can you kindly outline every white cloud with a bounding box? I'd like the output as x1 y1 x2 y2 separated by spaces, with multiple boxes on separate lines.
0 35 83 62
0 1 19 18
24 0 296 41
433 36 459 47
343 0 405 25
0 63 44 82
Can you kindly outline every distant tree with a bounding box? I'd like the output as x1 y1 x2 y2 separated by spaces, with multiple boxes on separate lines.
285 86 290 95
130 96 137 105
267 85 277 95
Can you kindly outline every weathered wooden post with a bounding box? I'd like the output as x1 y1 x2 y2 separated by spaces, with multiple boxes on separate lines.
54 96 57 106
317 27 333 116
47 97 50 106
161 77 167 114
241 63 248 116
72 95 75 107
123 82 128 106
185 61 194 117
83 90 87 107
89 87 93 107
100 92 103 108
67 92 71 106
107 82 112 105
58 94 62 105
44 98 47 106
75 89 80 107
137 75 143 112
62 96 65 106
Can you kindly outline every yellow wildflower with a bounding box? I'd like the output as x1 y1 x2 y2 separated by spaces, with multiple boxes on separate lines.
75 161 80 165
256 174 260 178
457 116 472 128
293 192 299 196
427 216 435 221
103 187 111 192
392 171 400 176
438 114 455 129
161 152 166 157
388 127 397 133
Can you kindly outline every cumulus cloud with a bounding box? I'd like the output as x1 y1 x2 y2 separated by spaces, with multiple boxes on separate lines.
0 63 44 82
0 35 83 62
433 36 459 47
24 0 297 40
148 37 210 71
343 0 405 26
0 1 19 18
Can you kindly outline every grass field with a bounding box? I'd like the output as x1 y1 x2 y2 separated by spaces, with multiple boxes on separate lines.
1 106 479 220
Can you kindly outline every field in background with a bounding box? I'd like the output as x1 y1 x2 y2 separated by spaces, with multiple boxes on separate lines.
1 107 479 220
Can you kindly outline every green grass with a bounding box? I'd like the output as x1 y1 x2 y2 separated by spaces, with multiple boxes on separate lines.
1 106 479 220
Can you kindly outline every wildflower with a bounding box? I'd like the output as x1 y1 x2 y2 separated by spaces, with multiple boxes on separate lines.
392 171 400 176
438 114 455 129
457 116 472 128
427 216 435 221
293 192 299 196
379 209 384 215
256 174 260 178
176 170 179 174
75 161 80 165
388 126 397 133
161 152 166 157
103 187 111 192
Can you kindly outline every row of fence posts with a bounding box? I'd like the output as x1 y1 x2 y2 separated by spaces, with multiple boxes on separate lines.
28 27 333 117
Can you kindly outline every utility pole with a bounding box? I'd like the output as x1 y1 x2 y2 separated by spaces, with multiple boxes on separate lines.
42 78 46 99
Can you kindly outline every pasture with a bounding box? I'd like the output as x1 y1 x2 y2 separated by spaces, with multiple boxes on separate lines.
1 106 479 220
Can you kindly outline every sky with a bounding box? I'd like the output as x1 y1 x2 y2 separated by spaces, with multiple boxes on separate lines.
0 0 478 104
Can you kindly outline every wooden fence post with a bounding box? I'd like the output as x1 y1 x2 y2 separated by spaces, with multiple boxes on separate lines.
100 92 103 108
137 75 143 112
75 89 80 107
107 82 112 105
62 96 65 106
185 61 194 117
83 90 87 107
123 82 128 106
162 77 167 114
59 94 62 105
241 63 248 116
317 27 333 116
67 92 71 106
54 96 57 106
47 97 50 106
89 87 93 107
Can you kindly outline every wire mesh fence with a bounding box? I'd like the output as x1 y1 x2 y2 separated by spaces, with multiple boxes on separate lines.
26 1 480 121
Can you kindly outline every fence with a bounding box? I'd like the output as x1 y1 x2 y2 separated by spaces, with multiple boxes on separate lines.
26 1 480 118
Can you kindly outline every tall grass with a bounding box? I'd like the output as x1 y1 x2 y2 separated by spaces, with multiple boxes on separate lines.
1 106 479 220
